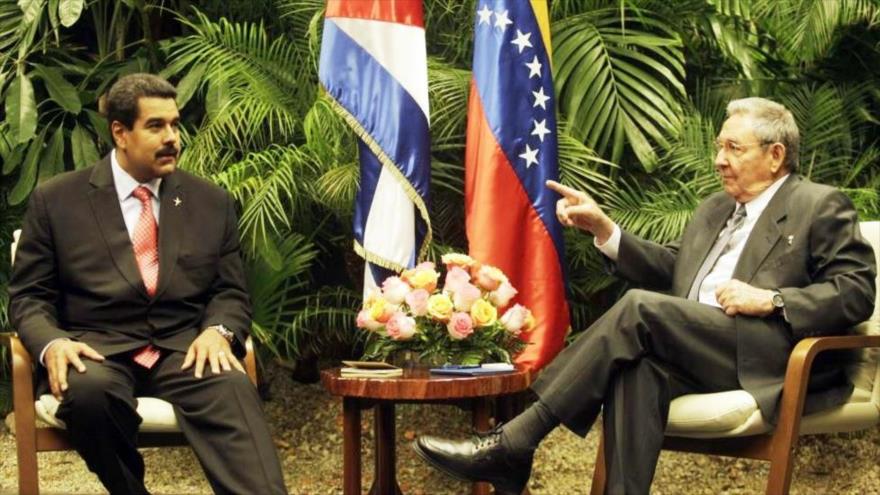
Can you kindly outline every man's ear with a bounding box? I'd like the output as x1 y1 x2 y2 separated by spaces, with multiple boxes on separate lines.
769 143 786 174
111 121 127 149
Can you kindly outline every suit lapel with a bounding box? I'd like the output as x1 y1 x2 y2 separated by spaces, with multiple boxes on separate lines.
155 172 183 300
680 197 736 295
733 175 798 282
88 155 149 299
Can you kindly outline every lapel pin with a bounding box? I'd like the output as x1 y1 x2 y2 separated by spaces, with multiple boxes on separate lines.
173 196 182 207
786 235 794 245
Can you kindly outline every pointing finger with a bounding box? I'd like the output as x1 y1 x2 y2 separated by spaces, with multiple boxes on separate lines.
545 180 583 200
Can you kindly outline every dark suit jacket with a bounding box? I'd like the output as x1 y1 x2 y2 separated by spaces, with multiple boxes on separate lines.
611 174 876 420
9 154 251 363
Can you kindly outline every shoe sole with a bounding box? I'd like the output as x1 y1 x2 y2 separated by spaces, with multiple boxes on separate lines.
410 441 523 495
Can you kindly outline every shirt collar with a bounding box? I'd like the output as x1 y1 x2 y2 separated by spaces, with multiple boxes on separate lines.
741 174 789 218
110 149 162 202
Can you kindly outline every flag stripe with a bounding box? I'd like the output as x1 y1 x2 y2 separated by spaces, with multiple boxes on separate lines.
529 0 553 60
326 0 424 27
330 18 430 118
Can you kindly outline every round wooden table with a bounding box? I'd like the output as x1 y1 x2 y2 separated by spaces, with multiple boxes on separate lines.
321 366 532 495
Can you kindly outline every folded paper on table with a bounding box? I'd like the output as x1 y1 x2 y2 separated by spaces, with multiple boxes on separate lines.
430 363 515 376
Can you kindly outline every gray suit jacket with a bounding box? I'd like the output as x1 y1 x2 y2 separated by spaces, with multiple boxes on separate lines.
9 155 252 362
612 174 875 420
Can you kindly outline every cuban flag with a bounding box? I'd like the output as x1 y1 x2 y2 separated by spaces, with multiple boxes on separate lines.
465 0 570 371
319 0 432 292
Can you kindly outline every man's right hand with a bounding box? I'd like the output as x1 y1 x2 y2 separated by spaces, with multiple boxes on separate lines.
546 180 615 244
44 340 105 399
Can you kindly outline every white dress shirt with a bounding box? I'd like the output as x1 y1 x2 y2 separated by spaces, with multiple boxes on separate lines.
596 174 790 307
110 149 162 237
40 150 162 365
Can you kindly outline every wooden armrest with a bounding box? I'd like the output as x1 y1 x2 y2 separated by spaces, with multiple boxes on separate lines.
244 336 258 387
9 334 36 406
772 334 880 455
8 333 39 441
780 334 880 416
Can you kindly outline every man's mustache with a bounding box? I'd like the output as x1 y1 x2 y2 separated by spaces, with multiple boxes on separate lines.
155 147 179 159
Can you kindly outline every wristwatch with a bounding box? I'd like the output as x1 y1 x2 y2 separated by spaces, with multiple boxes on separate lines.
771 291 786 319
211 324 235 343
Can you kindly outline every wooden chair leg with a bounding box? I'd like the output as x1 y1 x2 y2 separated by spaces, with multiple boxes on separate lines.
765 432 798 495
590 430 607 495
10 335 40 495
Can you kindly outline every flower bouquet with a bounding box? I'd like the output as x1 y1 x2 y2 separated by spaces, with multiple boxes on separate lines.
356 253 534 365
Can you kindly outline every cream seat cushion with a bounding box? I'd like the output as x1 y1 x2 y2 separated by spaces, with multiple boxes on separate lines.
35 395 180 433
666 387 877 439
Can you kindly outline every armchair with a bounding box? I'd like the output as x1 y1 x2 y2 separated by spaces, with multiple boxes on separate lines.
7 229 259 495
590 221 880 495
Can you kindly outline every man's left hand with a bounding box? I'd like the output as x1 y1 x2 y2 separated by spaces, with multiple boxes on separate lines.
181 327 245 378
715 279 776 317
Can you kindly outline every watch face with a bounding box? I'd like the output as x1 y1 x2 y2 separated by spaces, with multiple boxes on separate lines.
772 293 784 308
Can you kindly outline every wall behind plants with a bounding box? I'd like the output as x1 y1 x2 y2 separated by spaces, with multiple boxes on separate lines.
2 0 879 414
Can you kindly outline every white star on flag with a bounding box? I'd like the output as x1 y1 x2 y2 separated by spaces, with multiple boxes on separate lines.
532 86 550 109
525 56 542 79
532 119 551 142
494 9 512 31
477 5 493 25
519 144 539 168
511 29 533 53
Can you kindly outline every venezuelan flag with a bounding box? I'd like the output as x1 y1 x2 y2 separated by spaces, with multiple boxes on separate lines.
465 0 570 371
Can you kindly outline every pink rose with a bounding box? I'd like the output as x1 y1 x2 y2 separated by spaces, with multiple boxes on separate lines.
356 309 383 331
386 312 417 340
447 312 474 340
452 282 482 312
500 304 530 336
405 289 430 316
382 276 412 305
473 264 506 292
415 261 435 271
444 266 471 293
489 281 518 308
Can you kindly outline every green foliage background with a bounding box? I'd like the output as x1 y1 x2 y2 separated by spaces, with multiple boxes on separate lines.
1 0 879 413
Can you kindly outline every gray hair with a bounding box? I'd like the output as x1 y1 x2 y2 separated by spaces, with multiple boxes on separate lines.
726 97 800 172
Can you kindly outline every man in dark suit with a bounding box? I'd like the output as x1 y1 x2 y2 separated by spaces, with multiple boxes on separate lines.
9 74 287 494
413 97 876 494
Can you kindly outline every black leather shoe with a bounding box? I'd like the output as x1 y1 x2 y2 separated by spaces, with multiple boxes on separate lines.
412 426 532 495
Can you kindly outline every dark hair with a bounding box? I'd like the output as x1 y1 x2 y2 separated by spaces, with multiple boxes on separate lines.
106 73 177 132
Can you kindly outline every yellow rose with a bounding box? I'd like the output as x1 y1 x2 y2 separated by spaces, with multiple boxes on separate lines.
368 297 395 323
470 299 498 327
524 310 536 332
441 252 476 269
426 293 454 321
408 268 440 292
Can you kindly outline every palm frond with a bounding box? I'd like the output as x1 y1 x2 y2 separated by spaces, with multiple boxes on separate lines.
553 8 686 170
210 145 320 257
274 286 362 359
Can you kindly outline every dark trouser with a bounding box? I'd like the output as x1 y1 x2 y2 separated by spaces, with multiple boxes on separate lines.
531 289 742 495
54 350 287 495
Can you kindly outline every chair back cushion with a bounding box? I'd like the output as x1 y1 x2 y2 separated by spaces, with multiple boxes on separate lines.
848 221 880 405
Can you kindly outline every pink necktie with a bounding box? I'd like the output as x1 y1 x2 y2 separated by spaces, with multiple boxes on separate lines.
131 186 161 368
